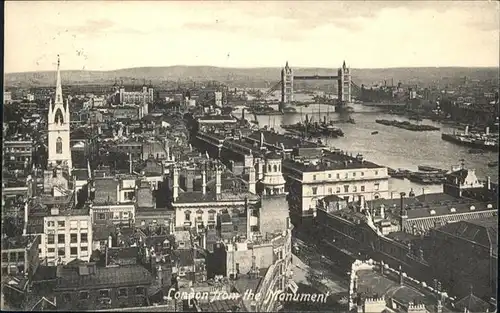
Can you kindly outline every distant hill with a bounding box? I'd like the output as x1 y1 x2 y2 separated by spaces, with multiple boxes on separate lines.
4 66 498 89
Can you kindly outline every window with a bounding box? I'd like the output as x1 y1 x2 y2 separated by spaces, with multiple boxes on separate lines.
113 212 121 220
70 221 78 229
70 247 77 256
57 221 65 228
58 234 65 244
47 221 55 227
336 173 340 179
196 214 202 221
312 187 317 195
99 289 110 298
48 234 55 244
70 234 78 243
80 233 88 243
48 248 55 253
135 287 145 295
374 183 380 191
97 213 106 220
328 188 333 194
328 173 332 178
273 165 278 172
2 253 8 262
58 248 65 256
336 187 341 193
353 186 357 192
375 170 379 175
313 175 317 181
17 252 25 261
79 291 89 300
353 172 356 177
344 185 349 193
344 173 348 178
63 293 71 302
80 221 88 229
361 172 364 176
56 137 63 154
118 288 128 297
208 212 215 221
184 212 191 221
361 186 365 192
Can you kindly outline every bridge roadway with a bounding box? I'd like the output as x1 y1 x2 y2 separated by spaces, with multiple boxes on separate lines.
293 75 340 80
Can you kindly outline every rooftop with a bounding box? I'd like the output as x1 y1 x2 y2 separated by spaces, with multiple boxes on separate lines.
246 130 321 149
283 151 383 173
93 177 119 204
1 235 38 250
56 265 153 290
436 217 498 255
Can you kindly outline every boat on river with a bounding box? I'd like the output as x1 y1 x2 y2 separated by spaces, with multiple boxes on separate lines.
441 126 499 151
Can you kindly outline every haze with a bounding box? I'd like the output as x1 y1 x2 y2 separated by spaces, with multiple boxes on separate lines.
4 1 499 73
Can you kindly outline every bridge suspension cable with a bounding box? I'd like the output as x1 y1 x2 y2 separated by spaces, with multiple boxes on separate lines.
262 81 282 99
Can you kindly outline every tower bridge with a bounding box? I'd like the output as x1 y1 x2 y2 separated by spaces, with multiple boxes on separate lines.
263 61 361 112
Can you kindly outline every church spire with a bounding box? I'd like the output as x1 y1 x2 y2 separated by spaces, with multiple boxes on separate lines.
55 55 63 104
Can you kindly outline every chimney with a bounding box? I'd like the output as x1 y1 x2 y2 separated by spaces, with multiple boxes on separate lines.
116 181 120 203
108 235 113 248
242 108 245 121
486 127 490 135
260 132 264 148
465 126 469 135
202 167 207 195
245 197 251 240
165 142 170 161
23 202 28 236
380 206 385 219
487 176 491 190
436 300 443 313
399 265 404 285
400 192 407 231
248 166 256 194
215 164 221 195
129 153 133 174
380 261 385 275
173 166 179 202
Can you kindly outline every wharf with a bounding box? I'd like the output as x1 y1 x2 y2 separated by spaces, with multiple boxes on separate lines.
375 119 440 131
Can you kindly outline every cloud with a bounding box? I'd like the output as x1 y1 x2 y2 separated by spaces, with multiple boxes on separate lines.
70 18 115 34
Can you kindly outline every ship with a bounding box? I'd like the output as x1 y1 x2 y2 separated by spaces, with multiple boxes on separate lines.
441 126 499 152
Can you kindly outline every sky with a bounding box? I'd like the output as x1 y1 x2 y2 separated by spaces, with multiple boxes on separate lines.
4 1 500 73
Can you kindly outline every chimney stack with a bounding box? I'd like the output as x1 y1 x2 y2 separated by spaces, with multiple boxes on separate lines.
202 166 207 195
486 126 490 135
108 235 113 248
380 261 385 275
260 132 264 148
400 192 407 231
129 153 133 174
215 163 221 195
248 166 256 194
173 166 179 202
380 205 385 220
465 126 469 135
23 202 28 236
487 176 491 190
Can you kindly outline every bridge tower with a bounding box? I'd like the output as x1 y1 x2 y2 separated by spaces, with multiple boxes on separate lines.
338 61 352 103
281 61 293 105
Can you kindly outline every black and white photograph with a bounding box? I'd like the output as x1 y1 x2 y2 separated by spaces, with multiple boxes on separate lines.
2 1 499 312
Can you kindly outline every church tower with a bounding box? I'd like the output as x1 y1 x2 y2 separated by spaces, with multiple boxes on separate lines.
47 55 72 174
258 152 289 239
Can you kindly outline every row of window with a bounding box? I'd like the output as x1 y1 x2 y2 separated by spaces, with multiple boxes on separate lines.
1 251 24 262
47 246 88 256
47 220 89 229
312 183 380 195
184 212 215 221
4 147 32 153
47 233 88 244
312 170 380 181
69 287 146 301
96 212 132 220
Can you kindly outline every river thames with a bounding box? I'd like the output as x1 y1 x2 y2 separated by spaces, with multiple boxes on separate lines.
233 101 498 195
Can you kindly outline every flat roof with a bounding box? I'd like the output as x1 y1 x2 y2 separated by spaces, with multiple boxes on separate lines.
245 130 322 149
283 153 383 173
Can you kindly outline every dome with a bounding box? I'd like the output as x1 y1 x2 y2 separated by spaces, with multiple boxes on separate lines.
266 151 281 160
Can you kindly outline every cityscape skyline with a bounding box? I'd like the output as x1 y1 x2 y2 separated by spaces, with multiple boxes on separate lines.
5 1 500 73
